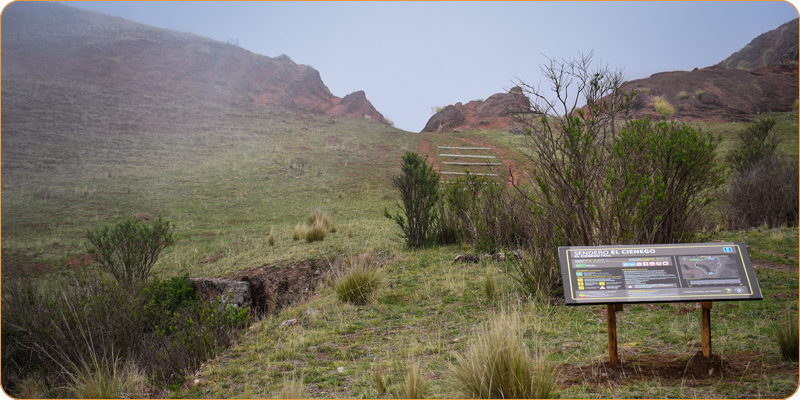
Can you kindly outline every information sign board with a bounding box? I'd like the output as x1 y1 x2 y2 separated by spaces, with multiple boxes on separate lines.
559 242 762 305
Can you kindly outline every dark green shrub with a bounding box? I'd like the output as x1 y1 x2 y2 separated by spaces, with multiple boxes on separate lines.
721 118 798 229
723 156 799 229
725 118 779 174
86 216 176 285
140 274 198 313
611 117 726 244
385 152 441 247
2 271 248 394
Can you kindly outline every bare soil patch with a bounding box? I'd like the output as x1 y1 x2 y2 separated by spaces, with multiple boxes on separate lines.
559 350 796 390
230 259 331 314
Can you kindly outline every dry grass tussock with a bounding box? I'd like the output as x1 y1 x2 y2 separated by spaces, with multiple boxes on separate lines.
65 353 146 399
450 313 559 399
329 253 383 305
279 378 305 399
304 208 336 242
404 362 428 399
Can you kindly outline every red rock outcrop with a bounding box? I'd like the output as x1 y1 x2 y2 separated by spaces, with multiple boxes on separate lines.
621 64 798 122
421 87 530 133
719 18 798 70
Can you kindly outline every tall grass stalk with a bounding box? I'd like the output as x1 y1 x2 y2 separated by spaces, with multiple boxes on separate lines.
64 353 145 399
279 378 305 399
404 362 428 399
775 313 799 362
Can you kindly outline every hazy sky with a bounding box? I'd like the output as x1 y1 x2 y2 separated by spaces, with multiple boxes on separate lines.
53 2 800 131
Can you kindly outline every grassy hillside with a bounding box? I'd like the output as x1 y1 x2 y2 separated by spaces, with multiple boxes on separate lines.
2 114 413 279
3 109 798 398
2 4 797 398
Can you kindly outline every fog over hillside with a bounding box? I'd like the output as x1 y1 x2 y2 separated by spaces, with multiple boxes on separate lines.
65 1 798 131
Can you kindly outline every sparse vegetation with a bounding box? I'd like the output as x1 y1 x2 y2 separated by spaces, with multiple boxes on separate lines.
279 378 305 399
678 91 688 99
696 90 704 98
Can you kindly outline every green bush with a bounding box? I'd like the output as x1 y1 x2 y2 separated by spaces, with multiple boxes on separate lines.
611 117 725 243
86 216 175 285
507 55 723 299
140 274 198 313
385 152 441 248
722 117 798 229
723 156 799 229
725 118 779 174
2 272 248 394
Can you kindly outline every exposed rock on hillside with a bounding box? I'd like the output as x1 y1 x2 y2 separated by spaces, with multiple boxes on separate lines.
1 2 386 123
421 87 529 133
622 64 798 122
719 18 799 70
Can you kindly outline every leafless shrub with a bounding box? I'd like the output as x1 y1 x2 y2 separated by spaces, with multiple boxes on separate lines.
722 156 799 229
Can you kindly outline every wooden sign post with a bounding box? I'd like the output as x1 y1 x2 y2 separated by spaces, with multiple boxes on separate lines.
559 243 762 366
701 301 713 357
606 304 623 365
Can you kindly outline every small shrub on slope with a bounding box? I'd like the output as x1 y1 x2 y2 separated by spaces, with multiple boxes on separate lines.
86 216 175 285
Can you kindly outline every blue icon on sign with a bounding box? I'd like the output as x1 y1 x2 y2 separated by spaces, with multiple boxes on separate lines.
723 247 733 252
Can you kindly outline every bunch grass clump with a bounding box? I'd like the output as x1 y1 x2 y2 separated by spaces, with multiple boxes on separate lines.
653 96 675 116
304 209 335 242
450 313 559 399
404 362 428 399
482 272 498 304
307 208 333 232
292 223 306 241
279 378 305 399
332 254 383 305
775 313 799 362
65 354 145 399
678 91 688 99
305 220 327 242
